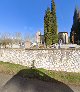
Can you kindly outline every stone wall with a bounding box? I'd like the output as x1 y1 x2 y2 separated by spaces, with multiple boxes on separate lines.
0 49 80 73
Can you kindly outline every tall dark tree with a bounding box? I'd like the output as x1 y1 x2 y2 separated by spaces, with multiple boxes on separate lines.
44 7 52 46
70 7 79 44
70 6 80 45
51 0 58 44
73 7 78 25
44 0 58 46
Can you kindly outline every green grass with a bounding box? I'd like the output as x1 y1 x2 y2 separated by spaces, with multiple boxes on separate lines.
0 61 80 85
0 61 27 74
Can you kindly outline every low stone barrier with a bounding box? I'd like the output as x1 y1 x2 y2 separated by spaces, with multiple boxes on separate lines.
0 48 80 72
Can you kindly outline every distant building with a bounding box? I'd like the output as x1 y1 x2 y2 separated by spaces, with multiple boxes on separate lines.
36 31 41 45
58 32 68 44
36 31 44 45
25 40 32 49
11 44 21 48
70 7 80 44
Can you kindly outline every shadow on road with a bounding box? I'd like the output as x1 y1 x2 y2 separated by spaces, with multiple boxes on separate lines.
1 68 74 92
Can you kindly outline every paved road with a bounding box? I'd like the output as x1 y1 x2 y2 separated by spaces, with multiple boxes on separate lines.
0 73 80 92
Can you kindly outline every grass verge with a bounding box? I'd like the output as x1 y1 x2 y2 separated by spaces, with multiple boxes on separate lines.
0 61 80 85
0 61 27 74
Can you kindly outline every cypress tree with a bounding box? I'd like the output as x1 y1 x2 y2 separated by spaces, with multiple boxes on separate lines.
44 0 58 46
51 0 58 44
70 7 79 44
44 10 48 45
73 7 78 25
44 7 52 46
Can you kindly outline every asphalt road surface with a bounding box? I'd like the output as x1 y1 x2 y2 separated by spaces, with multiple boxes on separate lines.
0 73 80 92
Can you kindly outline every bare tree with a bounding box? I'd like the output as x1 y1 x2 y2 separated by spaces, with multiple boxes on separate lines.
14 32 22 46
1 33 13 48
24 33 31 42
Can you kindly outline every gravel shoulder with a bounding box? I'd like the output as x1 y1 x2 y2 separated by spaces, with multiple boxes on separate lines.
68 84 80 92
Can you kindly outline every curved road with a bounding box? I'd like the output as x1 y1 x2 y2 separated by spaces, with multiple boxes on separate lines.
0 73 80 92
